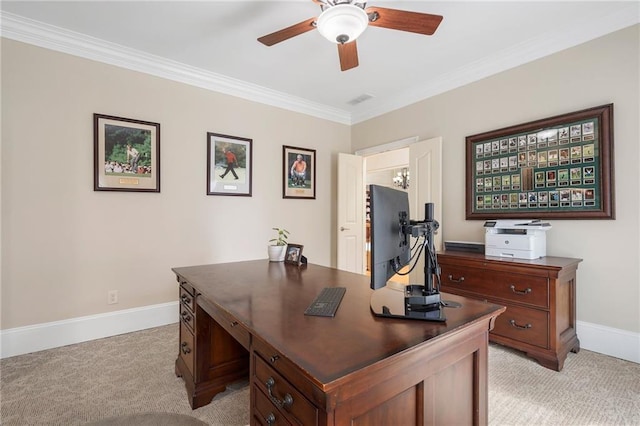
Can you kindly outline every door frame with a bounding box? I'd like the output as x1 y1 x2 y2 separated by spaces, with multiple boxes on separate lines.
339 136 442 276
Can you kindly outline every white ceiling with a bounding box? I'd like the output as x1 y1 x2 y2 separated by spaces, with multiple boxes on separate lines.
1 1 638 124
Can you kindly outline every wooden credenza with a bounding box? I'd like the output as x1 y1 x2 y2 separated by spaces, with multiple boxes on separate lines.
173 260 505 425
437 251 582 371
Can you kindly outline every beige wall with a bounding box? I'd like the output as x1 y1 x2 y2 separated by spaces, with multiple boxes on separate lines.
352 25 640 334
1 39 349 329
2 26 639 338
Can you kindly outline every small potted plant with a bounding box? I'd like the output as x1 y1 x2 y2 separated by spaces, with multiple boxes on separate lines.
268 227 290 262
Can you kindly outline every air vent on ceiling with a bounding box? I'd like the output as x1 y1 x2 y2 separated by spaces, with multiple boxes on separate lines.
347 93 374 106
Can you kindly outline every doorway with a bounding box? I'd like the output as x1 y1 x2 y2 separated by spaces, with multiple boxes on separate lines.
364 149 410 282
337 137 443 278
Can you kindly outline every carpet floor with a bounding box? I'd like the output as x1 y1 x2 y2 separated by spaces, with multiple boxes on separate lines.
1 324 638 425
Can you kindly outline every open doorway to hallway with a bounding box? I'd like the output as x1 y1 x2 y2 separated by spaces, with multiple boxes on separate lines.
364 148 410 283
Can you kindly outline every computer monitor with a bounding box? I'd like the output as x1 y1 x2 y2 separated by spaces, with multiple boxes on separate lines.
368 184 453 322
369 184 411 291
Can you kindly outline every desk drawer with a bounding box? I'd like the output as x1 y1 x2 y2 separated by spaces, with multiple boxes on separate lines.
492 304 549 349
253 386 293 426
208 304 251 350
441 265 549 308
252 338 300 392
180 304 195 332
254 355 317 426
179 321 195 375
179 285 196 312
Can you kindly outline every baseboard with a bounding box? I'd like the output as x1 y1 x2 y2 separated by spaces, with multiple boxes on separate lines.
1 302 179 359
2 306 638 363
577 320 639 363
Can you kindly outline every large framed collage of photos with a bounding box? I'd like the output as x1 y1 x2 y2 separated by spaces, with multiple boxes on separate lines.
466 104 614 220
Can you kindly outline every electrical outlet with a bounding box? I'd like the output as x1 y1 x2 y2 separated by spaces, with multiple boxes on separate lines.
108 290 118 305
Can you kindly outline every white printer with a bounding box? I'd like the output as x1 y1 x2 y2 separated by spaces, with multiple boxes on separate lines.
484 220 551 259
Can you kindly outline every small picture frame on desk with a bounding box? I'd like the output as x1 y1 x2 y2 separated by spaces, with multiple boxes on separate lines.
285 244 305 265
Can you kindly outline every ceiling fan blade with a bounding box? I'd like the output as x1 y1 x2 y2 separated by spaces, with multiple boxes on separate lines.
258 17 317 46
338 41 359 72
366 6 443 36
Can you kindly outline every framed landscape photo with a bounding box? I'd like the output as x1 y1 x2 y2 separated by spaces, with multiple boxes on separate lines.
465 104 614 220
285 243 304 265
207 132 253 196
94 114 160 192
283 145 316 199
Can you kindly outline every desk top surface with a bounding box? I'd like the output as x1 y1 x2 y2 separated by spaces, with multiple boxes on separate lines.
173 260 504 387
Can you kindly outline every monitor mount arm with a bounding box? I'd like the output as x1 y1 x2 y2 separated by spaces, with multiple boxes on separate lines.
404 202 441 308
370 202 456 322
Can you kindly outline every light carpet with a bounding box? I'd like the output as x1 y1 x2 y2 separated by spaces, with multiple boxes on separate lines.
1 324 638 425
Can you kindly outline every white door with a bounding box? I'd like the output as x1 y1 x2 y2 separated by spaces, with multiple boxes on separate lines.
337 153 364 273
336 138 442 278
408 137 443 285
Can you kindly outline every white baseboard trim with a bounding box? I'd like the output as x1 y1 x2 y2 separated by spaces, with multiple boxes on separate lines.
1 302 179 359
2 305 638 364
577 320 639 364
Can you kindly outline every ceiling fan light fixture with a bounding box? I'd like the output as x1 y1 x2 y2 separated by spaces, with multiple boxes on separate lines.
317 4 368 44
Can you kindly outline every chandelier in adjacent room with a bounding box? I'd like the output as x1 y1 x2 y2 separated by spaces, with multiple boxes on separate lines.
393 168 409 189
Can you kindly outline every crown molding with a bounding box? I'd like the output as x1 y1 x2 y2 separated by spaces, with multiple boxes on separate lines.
350 3 640 124
2 6 638 127
0 11 353 125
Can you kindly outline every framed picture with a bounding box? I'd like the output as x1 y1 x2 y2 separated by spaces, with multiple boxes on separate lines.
466 104 614 219
283 145 316 199
284 244 304 265
207 132 253 196
94 114 160 192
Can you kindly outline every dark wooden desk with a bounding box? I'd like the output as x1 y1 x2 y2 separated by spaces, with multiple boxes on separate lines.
173 260 505 425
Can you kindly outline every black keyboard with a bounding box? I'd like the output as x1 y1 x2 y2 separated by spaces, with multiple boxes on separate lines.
304 287 346 317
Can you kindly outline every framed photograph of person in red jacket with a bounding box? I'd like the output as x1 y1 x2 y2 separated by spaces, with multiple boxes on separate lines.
207 132 253 196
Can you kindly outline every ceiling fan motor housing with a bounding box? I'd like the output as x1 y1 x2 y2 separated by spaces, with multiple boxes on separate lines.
317 4 369 44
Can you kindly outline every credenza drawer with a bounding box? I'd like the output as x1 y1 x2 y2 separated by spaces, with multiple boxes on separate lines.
492 304 549 349
254 355 318 426
441 264 549 308
179 321 195 376
208 304 251 350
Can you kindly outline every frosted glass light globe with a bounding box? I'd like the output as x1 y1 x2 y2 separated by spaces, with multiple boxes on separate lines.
317 4 368 44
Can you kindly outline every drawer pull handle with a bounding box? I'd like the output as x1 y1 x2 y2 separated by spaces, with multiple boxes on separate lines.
230 321 239 327
510 285 532 295
265 377 293 409
265 413 276 425
181 311 192 322
447 274 465 283
269 355 280 364
180 294 192 304
180 342 191 354
509 319 532 330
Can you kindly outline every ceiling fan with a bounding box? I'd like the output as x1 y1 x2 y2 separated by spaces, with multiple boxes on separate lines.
257 0 443 72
